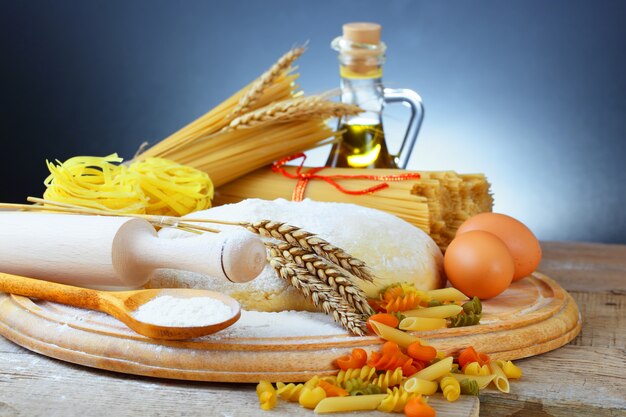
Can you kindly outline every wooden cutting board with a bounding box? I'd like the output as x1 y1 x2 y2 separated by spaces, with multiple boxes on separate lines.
0 272 580 383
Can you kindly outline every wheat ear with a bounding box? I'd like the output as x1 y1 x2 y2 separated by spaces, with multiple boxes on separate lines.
274 242 372 315
228 45 306 119
224 96 362 132
244 220 376 283
267 244 367 336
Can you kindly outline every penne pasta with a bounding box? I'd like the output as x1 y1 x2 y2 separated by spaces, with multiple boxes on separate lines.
402 377 439 395
496 360 523 379
314 394 387 414
427 288 469 302
463 362 491 376
414 357 453 381
489 361 511 393
368 321 425 348
449 373 496 390
399 317 447 331
403 305 463 319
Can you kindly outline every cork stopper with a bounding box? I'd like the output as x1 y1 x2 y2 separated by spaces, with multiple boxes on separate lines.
336 22 384 77
342 22 381 45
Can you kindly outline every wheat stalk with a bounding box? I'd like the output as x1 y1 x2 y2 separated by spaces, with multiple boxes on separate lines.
224 96 362 132
228 45 307 119
244 220 376 283
267 243 367 336
273 242 372 315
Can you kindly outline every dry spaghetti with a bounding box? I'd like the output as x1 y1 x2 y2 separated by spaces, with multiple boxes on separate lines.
133 46 361 188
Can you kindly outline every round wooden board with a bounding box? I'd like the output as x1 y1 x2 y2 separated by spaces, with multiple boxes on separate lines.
0 273 581 383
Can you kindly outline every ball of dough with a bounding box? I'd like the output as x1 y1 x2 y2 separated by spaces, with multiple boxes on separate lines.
150 199 444 311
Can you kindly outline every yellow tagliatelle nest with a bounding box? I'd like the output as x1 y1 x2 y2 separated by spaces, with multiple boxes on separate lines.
43 154 214 216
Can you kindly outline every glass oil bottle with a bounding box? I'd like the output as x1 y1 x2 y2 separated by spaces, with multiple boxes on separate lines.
326 22 425 169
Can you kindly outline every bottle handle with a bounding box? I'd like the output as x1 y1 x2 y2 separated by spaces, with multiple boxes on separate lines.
383 88 425 169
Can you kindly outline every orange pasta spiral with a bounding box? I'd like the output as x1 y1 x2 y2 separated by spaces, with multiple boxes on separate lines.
380 284 427 313
317 379 349 397
368 341 418 376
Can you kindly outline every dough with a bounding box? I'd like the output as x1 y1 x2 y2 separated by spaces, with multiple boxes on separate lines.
150 199 445 311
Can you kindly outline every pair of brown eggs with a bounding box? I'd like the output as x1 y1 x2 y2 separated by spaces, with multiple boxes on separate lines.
444 213 542 299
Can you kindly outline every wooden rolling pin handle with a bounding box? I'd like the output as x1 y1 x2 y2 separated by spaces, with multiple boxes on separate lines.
121 228 266 284
0 271 102 311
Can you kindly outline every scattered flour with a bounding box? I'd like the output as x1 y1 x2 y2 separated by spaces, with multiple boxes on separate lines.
41 301 346 338
131 296 233 327
213 310 346 338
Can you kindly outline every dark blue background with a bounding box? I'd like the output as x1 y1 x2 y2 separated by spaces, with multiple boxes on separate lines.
1 0 625 243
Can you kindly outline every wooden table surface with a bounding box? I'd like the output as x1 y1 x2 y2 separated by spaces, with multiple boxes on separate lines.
0 241 624 417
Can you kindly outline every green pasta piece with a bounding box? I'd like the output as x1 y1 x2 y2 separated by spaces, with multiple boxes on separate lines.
428 299 443 307
448 311 481 327
459 379 480 396
391 311 406 322
345 378 367 395
448 297 482 328
345 378 382 396
363 384 382 395
462 297 482 315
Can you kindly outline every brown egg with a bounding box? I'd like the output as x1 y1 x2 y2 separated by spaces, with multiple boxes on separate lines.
457 213 542 281
444 231 515 299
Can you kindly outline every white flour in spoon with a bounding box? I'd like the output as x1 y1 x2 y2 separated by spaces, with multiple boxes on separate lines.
131 295 232 327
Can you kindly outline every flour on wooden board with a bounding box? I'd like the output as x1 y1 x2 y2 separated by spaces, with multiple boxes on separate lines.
44 302 347 338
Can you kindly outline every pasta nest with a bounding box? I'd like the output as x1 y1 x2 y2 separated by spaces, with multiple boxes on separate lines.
43 154 214 217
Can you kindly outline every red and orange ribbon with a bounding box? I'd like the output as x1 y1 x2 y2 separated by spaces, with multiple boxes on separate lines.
272 153 421 201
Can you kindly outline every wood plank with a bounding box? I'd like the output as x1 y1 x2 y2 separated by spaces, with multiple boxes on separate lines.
539 241 626 293
568 291 625 348
0 336 478 417
479 345 626 417
476 281 625 416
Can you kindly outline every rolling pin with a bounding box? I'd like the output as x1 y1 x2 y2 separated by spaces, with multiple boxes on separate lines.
0 213 266 290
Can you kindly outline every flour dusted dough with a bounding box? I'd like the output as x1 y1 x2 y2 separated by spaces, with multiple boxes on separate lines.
150 199 445 312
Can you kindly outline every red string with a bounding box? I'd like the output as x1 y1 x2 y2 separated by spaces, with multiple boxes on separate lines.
272 153 422 201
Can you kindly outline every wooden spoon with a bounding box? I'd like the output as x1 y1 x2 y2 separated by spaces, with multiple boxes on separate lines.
0 271 241 340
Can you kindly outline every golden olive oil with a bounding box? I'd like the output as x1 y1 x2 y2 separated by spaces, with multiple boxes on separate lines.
326 123 397 168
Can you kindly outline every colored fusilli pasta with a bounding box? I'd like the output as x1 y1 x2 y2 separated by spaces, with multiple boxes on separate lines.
377 387 419 413
317 380 349 397
448 297 482 327
440 375 461 402
459 378 480 396
256 380 277 410
371 367 404 391
336 366 377 386
368 341 417 375
275 382 305 402
298 386 327 409
344 378 383 396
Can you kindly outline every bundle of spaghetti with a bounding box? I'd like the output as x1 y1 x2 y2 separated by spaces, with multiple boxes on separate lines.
134 46 361 187
214 165 493 249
